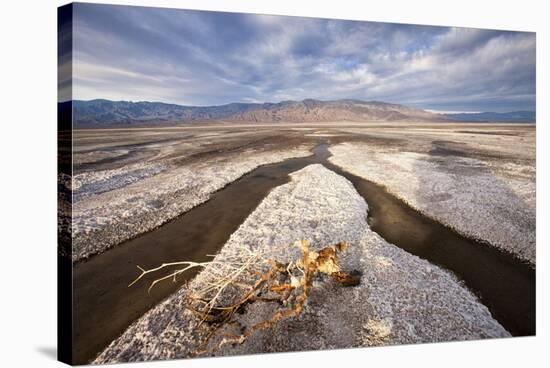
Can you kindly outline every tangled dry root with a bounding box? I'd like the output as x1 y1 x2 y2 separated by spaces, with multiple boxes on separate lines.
130 240 361 355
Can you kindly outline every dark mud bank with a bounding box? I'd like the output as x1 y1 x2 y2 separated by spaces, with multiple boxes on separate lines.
73 143 534 364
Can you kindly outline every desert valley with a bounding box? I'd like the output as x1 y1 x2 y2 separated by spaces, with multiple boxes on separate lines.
59 99 535 364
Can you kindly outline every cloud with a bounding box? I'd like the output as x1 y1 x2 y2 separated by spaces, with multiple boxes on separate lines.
70 3 536 112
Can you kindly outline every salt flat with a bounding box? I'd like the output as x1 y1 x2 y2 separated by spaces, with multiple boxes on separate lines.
70 128 316 261
68 123 535 264
329 126 535 264
67 123 535 266
64 122 534 363
95 164 508 364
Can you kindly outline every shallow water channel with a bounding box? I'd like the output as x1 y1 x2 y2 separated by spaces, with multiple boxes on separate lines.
73 143 535 364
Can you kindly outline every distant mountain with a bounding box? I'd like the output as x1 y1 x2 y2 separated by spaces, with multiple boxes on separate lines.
71 99 260 126
217 99 447 123
444 111 535 123
69 99 449 126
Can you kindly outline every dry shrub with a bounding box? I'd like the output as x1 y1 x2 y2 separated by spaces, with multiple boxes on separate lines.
130 240 361 355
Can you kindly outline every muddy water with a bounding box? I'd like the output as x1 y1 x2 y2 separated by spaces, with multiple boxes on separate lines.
73 143 534 364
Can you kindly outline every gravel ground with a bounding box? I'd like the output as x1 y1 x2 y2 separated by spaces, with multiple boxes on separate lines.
94 164 508 364
328 142 535 265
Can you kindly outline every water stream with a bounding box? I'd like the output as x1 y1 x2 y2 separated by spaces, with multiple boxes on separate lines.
73 143 535 364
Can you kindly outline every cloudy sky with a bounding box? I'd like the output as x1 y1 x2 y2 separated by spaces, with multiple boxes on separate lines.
67 3 536 112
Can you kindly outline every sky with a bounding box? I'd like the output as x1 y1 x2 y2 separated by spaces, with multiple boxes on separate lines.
64 3 536 113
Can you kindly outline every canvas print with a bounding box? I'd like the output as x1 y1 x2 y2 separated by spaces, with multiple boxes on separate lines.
57 2 536 365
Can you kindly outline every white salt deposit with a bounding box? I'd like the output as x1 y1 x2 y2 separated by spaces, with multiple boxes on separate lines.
95 164 508 364
329 143 535 264
72 146 312 260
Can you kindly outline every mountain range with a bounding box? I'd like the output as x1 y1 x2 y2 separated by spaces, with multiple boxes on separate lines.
443 111 535 123
63 99 535 126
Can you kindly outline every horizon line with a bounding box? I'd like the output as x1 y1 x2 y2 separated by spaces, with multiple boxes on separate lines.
59 98 536 114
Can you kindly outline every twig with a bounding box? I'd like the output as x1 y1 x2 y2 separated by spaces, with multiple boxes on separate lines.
129 240 360 356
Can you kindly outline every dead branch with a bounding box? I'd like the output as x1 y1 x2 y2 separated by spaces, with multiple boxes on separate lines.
129 239 361 356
